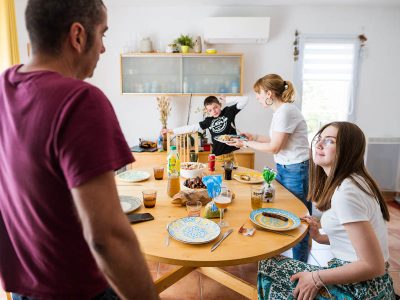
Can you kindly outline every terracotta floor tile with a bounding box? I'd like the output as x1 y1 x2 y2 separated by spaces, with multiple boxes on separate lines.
239 263 258 286
159 270 201 300
147 260 159 273
220 265 242 278
200 273 248 300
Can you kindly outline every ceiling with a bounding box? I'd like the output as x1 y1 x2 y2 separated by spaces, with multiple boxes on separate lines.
111 0 400 7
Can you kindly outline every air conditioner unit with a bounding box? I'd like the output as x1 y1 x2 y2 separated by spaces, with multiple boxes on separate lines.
204 17 270 44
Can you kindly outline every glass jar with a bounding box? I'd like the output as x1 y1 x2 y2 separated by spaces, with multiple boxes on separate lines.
263 182 275 203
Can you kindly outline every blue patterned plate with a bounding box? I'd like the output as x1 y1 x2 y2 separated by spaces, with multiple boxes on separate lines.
117 170 150 182
250 208 300 231
119 195 142 214
167 217 221 244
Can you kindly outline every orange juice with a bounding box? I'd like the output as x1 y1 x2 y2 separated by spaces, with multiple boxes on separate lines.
167 175 180 197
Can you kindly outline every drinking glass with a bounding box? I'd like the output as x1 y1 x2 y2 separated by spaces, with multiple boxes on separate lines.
213 187 232 227
250 186 264 210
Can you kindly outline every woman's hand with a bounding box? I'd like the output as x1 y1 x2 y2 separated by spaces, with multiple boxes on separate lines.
241 132 254 141
226 139 245 148
290 271 319 300
301 215 321 241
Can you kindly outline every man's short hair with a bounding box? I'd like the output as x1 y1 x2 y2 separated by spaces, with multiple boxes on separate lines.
25 0 105 56
203 96 220 107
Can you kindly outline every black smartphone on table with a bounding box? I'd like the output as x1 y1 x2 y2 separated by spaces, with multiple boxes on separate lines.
127 213 154 224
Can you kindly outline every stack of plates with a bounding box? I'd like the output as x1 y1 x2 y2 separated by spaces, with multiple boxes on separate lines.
117 170 150 182
249 208 300 231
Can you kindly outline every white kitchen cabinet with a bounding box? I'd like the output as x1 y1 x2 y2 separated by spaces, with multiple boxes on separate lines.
120 53 243 95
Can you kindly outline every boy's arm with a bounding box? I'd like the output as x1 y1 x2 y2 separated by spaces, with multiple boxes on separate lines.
172 123 202 135
224 96 248 110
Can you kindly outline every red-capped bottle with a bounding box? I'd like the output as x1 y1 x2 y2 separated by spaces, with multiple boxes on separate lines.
208 154 216 171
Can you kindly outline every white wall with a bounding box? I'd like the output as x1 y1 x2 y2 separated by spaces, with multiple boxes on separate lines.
15 1 400 171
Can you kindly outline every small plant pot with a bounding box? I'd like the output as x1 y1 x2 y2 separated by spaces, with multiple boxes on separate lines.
180 45 189 53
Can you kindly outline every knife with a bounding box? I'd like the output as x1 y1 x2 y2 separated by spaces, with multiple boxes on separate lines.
211 229 233 252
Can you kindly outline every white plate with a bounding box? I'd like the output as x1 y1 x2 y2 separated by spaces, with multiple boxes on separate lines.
214 134 247 145
117 170 150 182
119 195 142 213
233 173 264 184
167 217 221 244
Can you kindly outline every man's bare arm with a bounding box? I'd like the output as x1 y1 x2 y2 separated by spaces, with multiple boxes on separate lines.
71 171 159 300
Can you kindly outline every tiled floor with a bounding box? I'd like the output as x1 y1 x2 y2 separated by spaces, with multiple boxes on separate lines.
1 200 399 300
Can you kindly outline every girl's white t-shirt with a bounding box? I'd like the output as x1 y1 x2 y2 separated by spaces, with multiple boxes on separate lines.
320 175 389 262
270 103 309 165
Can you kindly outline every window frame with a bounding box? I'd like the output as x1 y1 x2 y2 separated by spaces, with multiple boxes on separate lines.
293 34 363 122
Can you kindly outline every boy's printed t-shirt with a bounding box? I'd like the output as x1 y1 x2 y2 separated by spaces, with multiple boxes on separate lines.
199 105 240 156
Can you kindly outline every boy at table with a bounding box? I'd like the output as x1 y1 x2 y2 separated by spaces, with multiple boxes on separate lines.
165 95 248 166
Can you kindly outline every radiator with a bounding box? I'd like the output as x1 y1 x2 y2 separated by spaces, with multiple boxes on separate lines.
365 137 400 192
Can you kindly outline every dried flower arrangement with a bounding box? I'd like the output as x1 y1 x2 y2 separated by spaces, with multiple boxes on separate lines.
156 95 171 129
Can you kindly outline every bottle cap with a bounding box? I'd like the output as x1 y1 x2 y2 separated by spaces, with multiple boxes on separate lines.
170 145 177 150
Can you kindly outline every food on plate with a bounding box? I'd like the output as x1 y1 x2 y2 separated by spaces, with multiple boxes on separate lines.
183 176 206 189
240 175 251 181
171 190 211 206
139 139 156 149
262 212 289 222
181 162 206 170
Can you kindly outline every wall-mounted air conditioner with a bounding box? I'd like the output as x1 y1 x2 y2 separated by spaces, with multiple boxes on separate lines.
204 17 270 44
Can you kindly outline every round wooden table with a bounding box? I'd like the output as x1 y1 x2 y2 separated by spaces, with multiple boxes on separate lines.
116 166 309 299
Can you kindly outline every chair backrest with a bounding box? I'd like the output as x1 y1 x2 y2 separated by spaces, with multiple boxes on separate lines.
167 132 199 162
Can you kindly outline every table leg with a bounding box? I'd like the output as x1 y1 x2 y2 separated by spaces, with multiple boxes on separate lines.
154 266 196 293
198 267 258 300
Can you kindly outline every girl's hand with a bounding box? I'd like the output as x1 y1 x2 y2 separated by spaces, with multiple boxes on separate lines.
301 215 321 241
290 271 319 300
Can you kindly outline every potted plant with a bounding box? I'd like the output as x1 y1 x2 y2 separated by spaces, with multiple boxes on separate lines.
174 34 194 53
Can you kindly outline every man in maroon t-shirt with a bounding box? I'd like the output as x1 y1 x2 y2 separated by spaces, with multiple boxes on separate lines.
0 1 158 299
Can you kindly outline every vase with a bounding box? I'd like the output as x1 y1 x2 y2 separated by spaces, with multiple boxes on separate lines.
263 182 275 203
162 127 168 151
194 36 202 53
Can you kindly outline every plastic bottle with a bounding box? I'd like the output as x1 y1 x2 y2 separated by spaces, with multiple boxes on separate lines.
167 146 180 176
167 146 181 197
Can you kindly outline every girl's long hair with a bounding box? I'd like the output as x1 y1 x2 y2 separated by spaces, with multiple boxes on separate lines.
308 121 390 221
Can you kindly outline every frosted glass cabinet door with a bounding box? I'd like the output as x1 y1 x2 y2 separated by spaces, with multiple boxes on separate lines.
183 56 242 94
121 56 181 94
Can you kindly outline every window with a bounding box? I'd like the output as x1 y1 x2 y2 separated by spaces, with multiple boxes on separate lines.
294 36 362 140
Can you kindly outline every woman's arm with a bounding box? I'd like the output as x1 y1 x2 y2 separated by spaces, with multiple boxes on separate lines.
235 131 289 154
291 221 386 299
317 221 386 284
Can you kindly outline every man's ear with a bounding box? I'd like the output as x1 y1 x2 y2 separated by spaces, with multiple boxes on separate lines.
69 22 87 53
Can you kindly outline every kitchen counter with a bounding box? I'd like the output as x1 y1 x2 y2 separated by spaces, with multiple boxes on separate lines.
127 149 255 169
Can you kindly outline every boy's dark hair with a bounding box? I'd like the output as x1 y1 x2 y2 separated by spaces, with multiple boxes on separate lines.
25 0 105 56
203 96 220 107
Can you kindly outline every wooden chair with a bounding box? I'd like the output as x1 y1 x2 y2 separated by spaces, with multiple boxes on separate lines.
167 132 199 162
